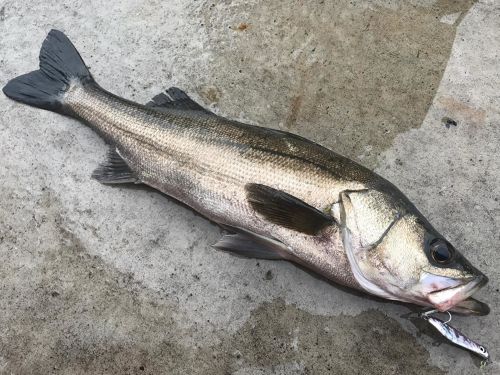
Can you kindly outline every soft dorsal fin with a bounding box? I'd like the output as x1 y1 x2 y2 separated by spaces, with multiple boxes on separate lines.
146 87 214 114
245 183 334 235
91 148 140 184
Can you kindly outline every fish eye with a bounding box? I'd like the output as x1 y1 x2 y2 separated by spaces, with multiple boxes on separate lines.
430 239 454 264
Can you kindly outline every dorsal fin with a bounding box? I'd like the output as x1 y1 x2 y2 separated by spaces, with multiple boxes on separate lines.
146 87 214 114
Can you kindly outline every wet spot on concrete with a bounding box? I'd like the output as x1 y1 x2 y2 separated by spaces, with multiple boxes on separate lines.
0 187 444 374
0 187 179 373
197 0 476 167
215 300 445 375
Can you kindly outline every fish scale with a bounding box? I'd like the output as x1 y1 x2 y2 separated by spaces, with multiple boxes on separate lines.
66 81 358 226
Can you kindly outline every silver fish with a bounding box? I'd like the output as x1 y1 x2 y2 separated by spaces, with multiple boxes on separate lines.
3 30 490 315
422 313 489 360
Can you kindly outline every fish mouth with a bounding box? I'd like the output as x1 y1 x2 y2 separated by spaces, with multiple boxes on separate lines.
427 274 488 312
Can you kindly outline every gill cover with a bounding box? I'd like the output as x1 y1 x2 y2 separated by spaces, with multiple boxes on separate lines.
334 189 424 302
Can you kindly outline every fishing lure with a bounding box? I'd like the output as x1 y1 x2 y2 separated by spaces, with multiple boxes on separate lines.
420 310 489 361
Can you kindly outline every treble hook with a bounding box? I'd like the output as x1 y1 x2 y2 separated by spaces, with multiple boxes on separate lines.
444 311 452 324
418 308 452 323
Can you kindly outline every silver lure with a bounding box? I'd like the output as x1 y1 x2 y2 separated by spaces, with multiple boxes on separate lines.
420 311 489 360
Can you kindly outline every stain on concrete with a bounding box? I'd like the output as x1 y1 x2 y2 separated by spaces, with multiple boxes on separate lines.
235 22 250 32
441 116 457 129
0 187 444 374
199 85 222 105
437 95 486 126
197 0 476 167
285 94 304 130
283 68 308 130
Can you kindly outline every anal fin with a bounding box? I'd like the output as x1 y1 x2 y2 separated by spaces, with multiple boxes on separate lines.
91 148 140 184
213 225 290 260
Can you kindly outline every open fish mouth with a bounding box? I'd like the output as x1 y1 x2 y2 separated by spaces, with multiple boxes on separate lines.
428 275 488 312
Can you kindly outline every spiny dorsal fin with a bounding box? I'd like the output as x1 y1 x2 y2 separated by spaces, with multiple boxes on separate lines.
146 87 213 114
245 183 334 235
91 148 140 184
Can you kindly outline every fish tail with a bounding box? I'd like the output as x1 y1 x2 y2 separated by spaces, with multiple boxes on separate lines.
2 29 94 113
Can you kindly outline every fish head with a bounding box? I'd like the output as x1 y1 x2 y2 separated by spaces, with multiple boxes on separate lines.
334 188 488 313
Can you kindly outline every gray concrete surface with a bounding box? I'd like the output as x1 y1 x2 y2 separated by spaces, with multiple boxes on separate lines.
0 0 498 374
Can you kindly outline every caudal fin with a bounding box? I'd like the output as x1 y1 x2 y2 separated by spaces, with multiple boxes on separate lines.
2 29 94 112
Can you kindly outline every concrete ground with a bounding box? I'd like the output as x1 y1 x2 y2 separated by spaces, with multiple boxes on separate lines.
0 0 499 374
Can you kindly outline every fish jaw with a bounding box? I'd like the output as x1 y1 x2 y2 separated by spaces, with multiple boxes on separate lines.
427 274 488 312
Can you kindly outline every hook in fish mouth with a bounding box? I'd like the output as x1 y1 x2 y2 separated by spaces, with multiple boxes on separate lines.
428 274 488 312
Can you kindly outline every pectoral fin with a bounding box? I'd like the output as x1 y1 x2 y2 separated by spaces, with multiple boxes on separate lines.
213 225 290 260
245 183 334 235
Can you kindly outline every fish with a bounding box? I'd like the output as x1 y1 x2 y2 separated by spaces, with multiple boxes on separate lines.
3 30 489 315
420 312 490 360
